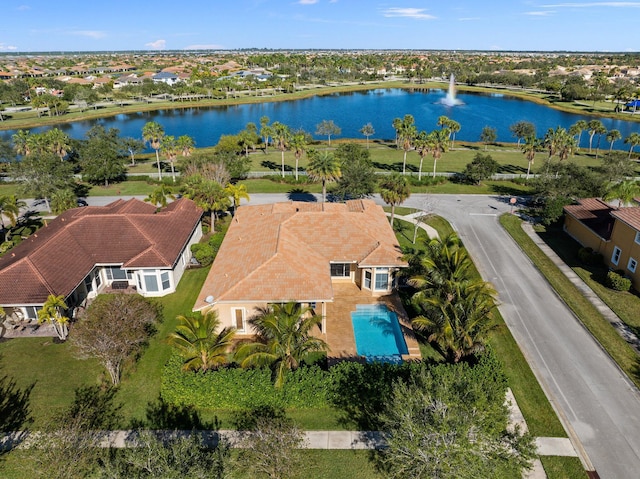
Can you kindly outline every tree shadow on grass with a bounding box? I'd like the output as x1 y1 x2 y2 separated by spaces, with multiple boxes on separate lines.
261 160 293 172
0 363 34 455
373 161 417 173
130 396 220 431
497 164 527 174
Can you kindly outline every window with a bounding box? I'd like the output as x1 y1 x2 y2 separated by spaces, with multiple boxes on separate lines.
83 275 94 293
25 306 41 320
105 266 127 281
612 246 622 266
330 263 350 277
364 270 372 289
161 272 171 290
232 308 246 331
137 274 143 291
374 269 389 291
144 274 159 292
636 232 640 246
628 257 638 273
95 271 102 288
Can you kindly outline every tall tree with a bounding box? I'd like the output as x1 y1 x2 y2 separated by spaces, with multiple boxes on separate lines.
624 132 640 159
315 119 341 146
587 119 605 154
569 119 588 150
271 121 291 178
379 173 410 227
413 131 430 181
606 129 622 152
142 121 165 180
428 128 450 178
603 180 640 208
176 134 195 158
447 119 461 147
509 121 536 147
224 182 250 214
260 115 272 153
182 175 231 230
71 293 161 385
0 194 23 233
395 114 417 175
80 125 127 187
160 135 179 182
306 150 341 202
333 143 377 199
167 311 237 372
480 126 497 151
359 122 375 149
235 302 328 388
289 131 307 181
144 184 175 208
521 135 540 180
120 137 145 166
50 188 77 214
44 128 71 161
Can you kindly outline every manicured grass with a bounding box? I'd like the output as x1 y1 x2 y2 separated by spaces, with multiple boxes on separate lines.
541 456 589 479
88 180 158 197
500 213 640 390
535 224 640 334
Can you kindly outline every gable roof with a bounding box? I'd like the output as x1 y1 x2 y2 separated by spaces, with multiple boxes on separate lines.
0 198 202 306
194 200 406 310
564 198 616 240
611 207 640 232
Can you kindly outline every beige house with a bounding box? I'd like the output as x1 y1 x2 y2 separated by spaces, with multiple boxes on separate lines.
564 198 640 289
194 200 414 356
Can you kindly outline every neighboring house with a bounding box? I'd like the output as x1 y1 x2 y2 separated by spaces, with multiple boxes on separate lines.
0 198 203 321
564 198 640 288
152 71 180 86
194 200 407 335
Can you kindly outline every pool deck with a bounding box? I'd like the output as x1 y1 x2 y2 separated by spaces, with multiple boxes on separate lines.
324 283 421 363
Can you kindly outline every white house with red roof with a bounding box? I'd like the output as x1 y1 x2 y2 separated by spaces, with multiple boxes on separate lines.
0 198 203 322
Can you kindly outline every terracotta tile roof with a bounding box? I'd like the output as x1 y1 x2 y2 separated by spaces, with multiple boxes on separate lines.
564 198 615 239
611 207 640 232
194 200 406 310
0 199 202 306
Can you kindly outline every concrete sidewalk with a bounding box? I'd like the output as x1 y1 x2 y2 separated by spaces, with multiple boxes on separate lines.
521 222 640 354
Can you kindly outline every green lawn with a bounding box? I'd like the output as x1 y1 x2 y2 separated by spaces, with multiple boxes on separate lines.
500 214 640 390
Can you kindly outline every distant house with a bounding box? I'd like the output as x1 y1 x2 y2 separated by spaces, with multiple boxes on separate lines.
152 71 180 86
194 200 409 337
0 198 203 322
563 198 640 289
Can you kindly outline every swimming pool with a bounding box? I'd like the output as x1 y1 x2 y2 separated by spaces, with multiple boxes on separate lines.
351 304 409 363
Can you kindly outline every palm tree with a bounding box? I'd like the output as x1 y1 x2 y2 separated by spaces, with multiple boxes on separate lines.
569 119 588 150
359 123 375 149
521 135 540 180
379 173 410 228
224 182 250 214
306 150 341 202
289 131 307 181
0 194 23 231
235 302 328 388
144 184 175 208
259 115 272 153
37 294 70 341
160 135 179 183
603 180 640 208
142 121 165 181
413 131 430 181
587 119 605 154
271 121 291 178
407 233 498 363
167 311 237 372
606 129 622 152
12 130 32 157
396 114 417 175
176 134 195 158
428 128 450 178
624 132 640 159
44 128 71 161
447 119 461 147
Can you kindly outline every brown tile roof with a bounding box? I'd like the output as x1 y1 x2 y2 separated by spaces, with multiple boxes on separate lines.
564 198 615 239
194 200 406 310
610 207 640 232
0 198 202 306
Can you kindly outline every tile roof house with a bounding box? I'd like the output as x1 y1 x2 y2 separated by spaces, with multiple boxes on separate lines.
194 200 408 336
0 198 203 321
564 198 640 289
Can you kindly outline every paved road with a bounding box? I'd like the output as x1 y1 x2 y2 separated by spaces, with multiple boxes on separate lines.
402 194 640 479
21 193 640 477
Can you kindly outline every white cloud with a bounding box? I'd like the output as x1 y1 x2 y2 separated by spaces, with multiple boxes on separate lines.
145 39 166 50
458 17 481 21
0 43 18 51
525 10 555 15
17 5 30 10
70 30 106 39
382 7 436 20
298 0 319 4
183 44 225 50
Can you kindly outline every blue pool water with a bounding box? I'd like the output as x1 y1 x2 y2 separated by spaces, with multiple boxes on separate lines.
351 304 408 363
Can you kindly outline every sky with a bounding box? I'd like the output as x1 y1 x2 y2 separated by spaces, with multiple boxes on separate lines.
1 0 639 53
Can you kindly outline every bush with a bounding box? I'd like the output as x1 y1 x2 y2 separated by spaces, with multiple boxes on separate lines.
462 153 499 185
407 175 448 187
161 354 330 410
577 247 603 266
191 243 215 266
264 174 313 185
606 271 631 292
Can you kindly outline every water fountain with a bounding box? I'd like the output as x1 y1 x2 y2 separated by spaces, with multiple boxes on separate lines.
441 73 463 106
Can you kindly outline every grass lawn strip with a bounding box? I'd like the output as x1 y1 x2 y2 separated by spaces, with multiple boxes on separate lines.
500 213 640 391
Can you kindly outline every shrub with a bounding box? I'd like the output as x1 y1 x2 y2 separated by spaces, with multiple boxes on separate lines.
407 175 448 187
577 247 603 266
606 271 631 292
191 243 215 266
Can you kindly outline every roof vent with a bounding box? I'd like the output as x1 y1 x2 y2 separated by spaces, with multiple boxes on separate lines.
205 295 214 304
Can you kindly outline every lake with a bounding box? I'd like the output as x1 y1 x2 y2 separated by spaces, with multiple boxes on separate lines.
2 88 639 151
